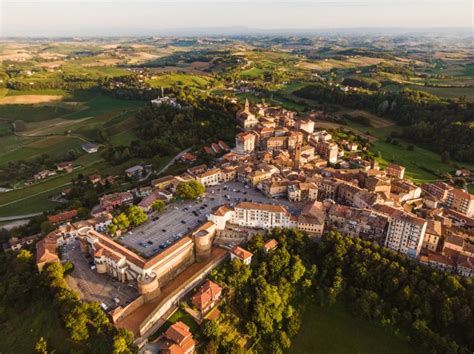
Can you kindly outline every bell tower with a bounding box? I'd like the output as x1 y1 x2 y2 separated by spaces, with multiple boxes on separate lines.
244 98 250 113
294 142 302 169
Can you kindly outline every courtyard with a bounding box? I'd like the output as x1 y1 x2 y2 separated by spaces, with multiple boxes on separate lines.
61 240 139 310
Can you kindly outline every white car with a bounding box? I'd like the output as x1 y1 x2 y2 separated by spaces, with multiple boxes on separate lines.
100 303 108 311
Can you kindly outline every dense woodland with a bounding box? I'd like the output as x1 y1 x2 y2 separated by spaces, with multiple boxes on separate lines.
206 228 316 353
204 230 474 354
294 84 474 162
316 232 474 354
102 95 237 165
0 250 133 353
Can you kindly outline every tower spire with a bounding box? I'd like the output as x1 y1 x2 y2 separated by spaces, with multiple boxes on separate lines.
244 98 250 112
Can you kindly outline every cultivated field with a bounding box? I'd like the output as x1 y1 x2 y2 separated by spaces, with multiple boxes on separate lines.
0 95 63 105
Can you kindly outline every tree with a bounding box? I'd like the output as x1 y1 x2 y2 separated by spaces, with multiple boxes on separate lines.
151 199 165 213
127 205 148 227
35 337 49 354
113 213 130 230
107 223 118 236
175 180 205 200
202 319 221 338
40 220 55 234
17 249 33 262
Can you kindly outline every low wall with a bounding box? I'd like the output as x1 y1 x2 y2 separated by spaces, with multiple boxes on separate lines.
111 295 145 323
138 251 228 336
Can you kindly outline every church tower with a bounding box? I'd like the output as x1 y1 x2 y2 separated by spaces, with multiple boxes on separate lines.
294 142 302 169
244 98 250 113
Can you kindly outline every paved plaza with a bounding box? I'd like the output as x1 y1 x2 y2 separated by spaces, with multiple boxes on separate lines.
118 181 302 258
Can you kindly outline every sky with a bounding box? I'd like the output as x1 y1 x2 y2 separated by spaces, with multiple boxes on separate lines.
1 0 472 37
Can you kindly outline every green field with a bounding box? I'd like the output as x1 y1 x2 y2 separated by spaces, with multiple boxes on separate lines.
291 302 420 354
463 63 474 76
0 104 76 123
406 85 474 101
146 73 211 89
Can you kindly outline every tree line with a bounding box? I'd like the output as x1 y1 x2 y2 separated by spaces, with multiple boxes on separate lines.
314 232 474 354
294 83 474 162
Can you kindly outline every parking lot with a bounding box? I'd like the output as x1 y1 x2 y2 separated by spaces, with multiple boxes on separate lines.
62 240 139 310
119 181 302 258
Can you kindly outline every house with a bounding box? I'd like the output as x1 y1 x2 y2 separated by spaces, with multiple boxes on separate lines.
3 235 39 252
36 232 61 272
211 143 221 154
197 168 221 187
56 161 73 173
203 146 214 155
230 246 253 265
152 175 176 190
89 174 102 185
157 321 196 354
82 143 99 154
34 169 56 181
138 191 168 213
191 280 222 314
218 140 230 152
263 239 278 253
386 164 406 179
297 201 325 237
125 165 144 179
48 209 78 224
457 254 474 278
99 192 133 211
180 152 198 164
235 132 256 155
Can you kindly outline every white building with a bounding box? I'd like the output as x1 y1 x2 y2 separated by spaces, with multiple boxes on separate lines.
384 211 427 258
197 168 222 187
235 132 256 155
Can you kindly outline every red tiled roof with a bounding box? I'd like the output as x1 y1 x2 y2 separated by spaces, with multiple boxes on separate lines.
48 209 78 224
231 246 253 261
191 280 222 311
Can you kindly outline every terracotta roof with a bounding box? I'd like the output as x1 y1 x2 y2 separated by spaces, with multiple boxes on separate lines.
191 280 222 311
48 209 78 224
164 321 192 345
200 168 221 178
231 246 253 261
263 239 278 251
212 205 232 216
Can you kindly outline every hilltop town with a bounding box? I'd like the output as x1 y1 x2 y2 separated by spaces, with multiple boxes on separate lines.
1 31 474 354
2 95 468 351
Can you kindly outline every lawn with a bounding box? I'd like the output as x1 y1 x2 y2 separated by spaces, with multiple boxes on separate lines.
291 302 421 354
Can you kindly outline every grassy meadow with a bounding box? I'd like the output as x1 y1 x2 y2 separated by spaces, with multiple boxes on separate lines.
290 302 420 354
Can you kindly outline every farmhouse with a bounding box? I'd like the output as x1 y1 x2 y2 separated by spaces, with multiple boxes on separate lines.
82 143 99 154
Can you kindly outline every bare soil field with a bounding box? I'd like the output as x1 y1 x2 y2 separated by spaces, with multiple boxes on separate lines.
0 95 63 105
